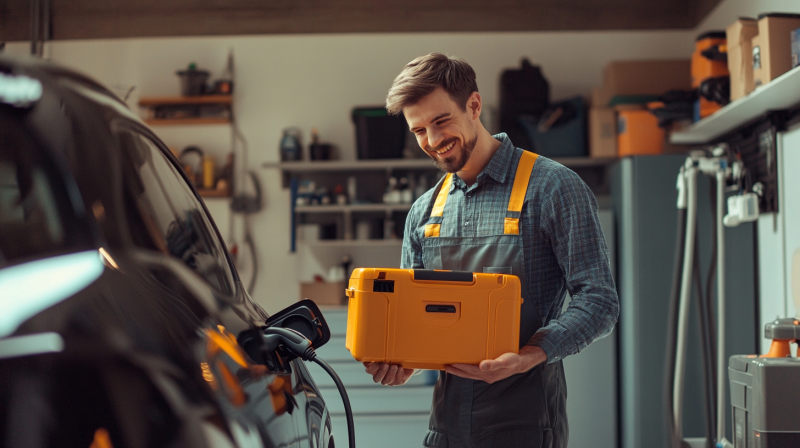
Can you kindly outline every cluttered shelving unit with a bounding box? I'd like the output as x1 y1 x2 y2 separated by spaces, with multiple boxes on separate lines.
668 64 800 218
139 95 235 198
263 158 441 253
263 156 616 253
670 65 800 145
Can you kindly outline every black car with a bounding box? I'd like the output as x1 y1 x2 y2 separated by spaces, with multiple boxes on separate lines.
0 55 337 448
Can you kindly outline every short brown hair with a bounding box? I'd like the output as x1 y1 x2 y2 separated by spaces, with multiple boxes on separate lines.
385 53 478 115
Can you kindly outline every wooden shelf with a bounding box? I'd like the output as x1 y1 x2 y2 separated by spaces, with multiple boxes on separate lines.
279 156 614 252
197 188 231 198
295 203 412 213
138 95 233 106
299 239 403 248
671 65 800 145
264 156 615 172
263 159 438 172
144 117 231 126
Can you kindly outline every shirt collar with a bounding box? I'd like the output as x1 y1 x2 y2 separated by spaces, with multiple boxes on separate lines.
451 132 515 191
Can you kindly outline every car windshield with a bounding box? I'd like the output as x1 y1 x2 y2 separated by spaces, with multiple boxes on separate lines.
0 106 91 267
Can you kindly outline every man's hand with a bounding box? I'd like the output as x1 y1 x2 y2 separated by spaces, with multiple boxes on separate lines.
446 345 547 384
364 362 415 386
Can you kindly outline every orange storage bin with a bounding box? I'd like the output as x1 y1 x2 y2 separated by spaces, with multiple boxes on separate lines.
692 31 729 118
345 268 522 370
617 106 664 156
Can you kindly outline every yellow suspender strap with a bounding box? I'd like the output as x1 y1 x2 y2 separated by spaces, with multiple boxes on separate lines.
504 151 538 235
424 173 453 238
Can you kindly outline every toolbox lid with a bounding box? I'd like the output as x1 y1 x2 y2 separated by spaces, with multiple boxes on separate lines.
729 354 755 372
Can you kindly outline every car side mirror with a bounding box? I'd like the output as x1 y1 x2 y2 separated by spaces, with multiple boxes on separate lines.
265 299 331 350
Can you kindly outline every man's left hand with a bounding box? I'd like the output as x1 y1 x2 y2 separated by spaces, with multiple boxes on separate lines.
446 345 547 384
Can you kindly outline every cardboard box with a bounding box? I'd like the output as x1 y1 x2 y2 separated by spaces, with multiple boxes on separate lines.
300 281 347 306
603 60 691 96
752 33 763 85
589 107 617 158
752 13 800 88
727 18 759 101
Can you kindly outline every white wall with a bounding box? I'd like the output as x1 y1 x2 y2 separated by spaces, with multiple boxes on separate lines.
6 30 695 312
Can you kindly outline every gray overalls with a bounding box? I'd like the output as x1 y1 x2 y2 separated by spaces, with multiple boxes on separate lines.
420 151 568 448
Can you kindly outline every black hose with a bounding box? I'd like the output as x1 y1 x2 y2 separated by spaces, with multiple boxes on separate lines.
705 181 718 428
692 235 714 448
305 349 356 448
665 207 687 448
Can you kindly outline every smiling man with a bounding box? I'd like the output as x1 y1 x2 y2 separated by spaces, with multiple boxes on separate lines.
362 53 619 448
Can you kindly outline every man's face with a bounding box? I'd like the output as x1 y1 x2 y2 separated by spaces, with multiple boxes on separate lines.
403 88 479 173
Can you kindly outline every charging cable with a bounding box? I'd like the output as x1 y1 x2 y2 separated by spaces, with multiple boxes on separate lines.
260 327 356 448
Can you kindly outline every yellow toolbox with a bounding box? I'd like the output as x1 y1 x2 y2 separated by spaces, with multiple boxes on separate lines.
345 268 523 370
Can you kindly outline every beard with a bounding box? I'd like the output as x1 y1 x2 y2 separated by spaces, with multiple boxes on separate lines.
426 133 478 173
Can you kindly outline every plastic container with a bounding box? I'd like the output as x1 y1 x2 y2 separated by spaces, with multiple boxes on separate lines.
616 105 664 157
519 96 587 157
692 31 729 119
352 107 407 159
345 268 522 370
176 64 210 96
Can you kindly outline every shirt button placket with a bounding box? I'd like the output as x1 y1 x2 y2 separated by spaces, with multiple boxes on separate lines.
463 190 474 236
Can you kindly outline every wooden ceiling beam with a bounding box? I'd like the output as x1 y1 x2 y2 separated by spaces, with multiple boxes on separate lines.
1 0 720 42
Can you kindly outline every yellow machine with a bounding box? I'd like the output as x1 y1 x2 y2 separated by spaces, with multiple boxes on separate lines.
345 268 523 370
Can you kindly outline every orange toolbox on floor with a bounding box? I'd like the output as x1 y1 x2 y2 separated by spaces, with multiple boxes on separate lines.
345 268 523 370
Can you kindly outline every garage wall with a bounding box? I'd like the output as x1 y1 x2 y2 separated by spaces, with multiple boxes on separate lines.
4 30 695 311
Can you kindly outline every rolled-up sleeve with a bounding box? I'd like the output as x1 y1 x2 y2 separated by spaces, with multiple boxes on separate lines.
528 171 619 363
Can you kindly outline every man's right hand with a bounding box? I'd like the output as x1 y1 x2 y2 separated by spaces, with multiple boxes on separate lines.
363 362 415 386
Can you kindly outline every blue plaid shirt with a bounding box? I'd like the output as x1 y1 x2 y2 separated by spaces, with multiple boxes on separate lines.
401 133 619 364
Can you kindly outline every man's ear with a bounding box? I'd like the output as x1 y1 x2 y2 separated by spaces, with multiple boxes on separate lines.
467 92 482 120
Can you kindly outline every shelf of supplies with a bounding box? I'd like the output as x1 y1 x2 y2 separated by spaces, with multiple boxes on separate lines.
263 159 438 172
197 188 231 198
299 239 403 248
138 95 233 106
144 117 231 126
671 65 800 145
295 203 412 213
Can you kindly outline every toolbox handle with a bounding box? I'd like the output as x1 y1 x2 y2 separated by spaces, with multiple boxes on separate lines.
413 269 474 282
426 304 457 313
